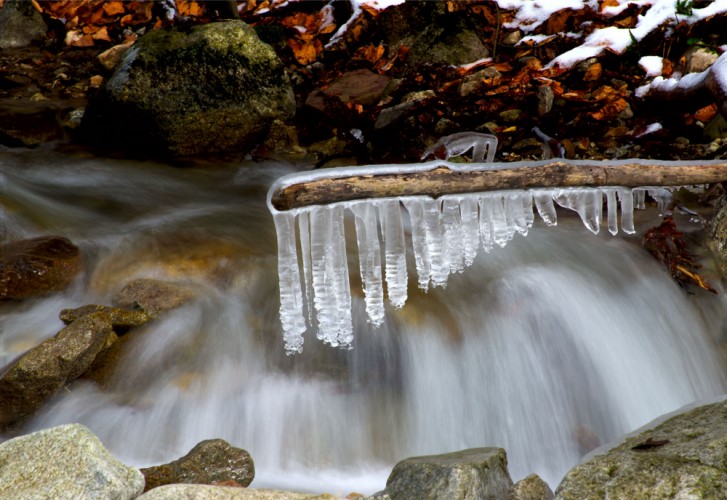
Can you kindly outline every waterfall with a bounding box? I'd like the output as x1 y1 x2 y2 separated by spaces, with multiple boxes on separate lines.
1 150 725 495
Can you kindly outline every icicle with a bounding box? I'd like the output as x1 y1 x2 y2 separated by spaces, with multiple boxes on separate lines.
298 211 314 325
310 205 354 348
421 132 498 162
634 189 646 210
350 202 385 326
442 198 465 273
508 192 533 236
619 188 636 234
555 189 602 234
403 199 431 291
490 194 515 247
605 189 619 235
478 195 495 252
648 188 673 216
423 198 449 287
273 211 306 354
460 195 480 267
533 191 558 226
377 200 408 307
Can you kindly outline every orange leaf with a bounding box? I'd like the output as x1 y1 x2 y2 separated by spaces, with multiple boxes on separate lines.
287 38 318 65
590 97 628 120
177 0 205 17
92 26 111 42
353 44 385 64
694 103 718 123
583 62 602 82
103 1 125 16
600 0 620 11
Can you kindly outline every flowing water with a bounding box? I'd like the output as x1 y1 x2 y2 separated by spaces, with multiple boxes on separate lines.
1 147 726 496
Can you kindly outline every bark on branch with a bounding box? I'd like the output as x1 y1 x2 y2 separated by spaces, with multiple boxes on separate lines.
269 159 727 212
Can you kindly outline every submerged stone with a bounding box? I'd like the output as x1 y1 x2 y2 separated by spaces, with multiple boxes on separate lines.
0 235 80 299
81 20 295 156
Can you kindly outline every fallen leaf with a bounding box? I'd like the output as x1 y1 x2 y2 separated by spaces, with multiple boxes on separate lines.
103 1 125 16
694 103 718 123
583 62 602 81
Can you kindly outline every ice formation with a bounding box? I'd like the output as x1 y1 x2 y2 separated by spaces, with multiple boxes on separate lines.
270 180 677 353
421 132 498 163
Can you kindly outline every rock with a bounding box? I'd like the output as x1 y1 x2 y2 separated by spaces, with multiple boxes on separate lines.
0 312 114 427
537 85 554 116
305 69 391 115
60 304 151 331
556 398 727 499
372 448 513 499
112 278 195 317
0 0 47 49
81 20 295 156
0 423 144 499
137 484 333 499
683 45 719 74
500 109 522 123
258 119 306 157
0 236 80 299
508 474 554 500
407 20 490 67
97 41 135 70
374 101 416 129
140 439 254 491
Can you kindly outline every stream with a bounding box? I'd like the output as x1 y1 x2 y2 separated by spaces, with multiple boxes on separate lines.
1 147 726 496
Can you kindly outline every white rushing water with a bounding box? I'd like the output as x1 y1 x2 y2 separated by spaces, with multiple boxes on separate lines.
1 148 726 495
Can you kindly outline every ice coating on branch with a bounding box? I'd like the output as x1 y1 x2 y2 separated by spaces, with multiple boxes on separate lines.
272 186 682 353
421 132 498 163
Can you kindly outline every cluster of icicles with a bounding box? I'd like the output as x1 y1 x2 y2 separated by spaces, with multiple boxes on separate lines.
271 182 674 354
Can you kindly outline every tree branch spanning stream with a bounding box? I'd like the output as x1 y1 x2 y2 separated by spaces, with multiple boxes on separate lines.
269 159 727 212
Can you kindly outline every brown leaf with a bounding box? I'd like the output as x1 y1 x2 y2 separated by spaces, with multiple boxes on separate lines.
694 103 718 123
287 38 318 65
590 97 628 120
583 62 602 82
103 1 125 16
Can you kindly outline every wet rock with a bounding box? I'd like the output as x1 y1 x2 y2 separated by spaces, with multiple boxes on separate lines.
508 474 554 500
556 398 727 499
137 484 333 499
0 0 47 49
306 69 391 115
460 67 501 97
371 448 513 499
81 20 294 156
0 312 114 427
60 304 151 332
0 235 80 299
374 101 416 129
406 21 490 67
112 278 195 317
0 423 144 499
258 119 306 157
140 439 254 491
500 109 522 123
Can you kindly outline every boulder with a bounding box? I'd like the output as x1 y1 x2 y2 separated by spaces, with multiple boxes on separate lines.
508 474 554 500
0 423 144 499
0 235 80 299
372 448 514 499
80 20 295 156
555 398 727 499
60 304 151 332
112 278 195 317
137 484 333 499
0 0 47 49
0 312 114 427
140 439 254 492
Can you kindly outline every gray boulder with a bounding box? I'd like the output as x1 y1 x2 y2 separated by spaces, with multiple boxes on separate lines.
60 304 151 331
81 20 295 156
556 398 727 499
0 312 114 427
371 448 514 499
140 439 254 492
0 0 47 49
0 423 144 499
509 474 554 500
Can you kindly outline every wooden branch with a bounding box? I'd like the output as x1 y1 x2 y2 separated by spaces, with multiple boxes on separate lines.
269 159 727 211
